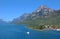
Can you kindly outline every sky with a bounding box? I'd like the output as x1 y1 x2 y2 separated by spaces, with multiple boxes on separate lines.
0 0 60 21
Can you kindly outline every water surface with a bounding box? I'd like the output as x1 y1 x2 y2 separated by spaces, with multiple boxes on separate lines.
0 24 60 39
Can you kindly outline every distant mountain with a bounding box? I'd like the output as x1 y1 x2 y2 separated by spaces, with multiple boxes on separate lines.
0 19 8 24
11 5 60 25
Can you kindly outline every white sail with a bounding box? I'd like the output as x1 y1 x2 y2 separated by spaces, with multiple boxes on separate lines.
27 32 30 35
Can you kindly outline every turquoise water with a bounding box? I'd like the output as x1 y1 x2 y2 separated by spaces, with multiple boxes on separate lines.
0 24 60 39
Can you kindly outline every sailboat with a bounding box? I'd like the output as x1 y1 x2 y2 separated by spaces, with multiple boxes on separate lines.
27 32 30 35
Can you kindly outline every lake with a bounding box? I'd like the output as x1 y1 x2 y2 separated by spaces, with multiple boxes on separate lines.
0 24 60 39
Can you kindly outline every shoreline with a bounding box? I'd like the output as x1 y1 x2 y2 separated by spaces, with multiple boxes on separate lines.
26 26 60 31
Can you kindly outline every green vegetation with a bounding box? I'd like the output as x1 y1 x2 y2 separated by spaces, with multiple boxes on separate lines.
27 25 60 30
18 15 60 30
11 5 60 30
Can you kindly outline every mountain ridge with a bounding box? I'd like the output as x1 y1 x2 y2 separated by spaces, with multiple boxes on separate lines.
0 19 8 24
11 5 60 25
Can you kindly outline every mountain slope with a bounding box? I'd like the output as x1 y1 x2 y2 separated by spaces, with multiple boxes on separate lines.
11 5 60 26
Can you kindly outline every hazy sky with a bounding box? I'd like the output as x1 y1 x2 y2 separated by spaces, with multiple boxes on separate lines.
0 0 60 21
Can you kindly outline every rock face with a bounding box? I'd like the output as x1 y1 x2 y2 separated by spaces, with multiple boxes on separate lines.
11 5 60 24
32 5 55 18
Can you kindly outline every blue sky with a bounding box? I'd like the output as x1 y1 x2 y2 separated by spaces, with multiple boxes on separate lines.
0 0 60 21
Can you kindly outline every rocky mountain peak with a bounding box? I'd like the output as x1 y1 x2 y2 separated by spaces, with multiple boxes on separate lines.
34 5 48 12
11 5 60 23
40 5 47 9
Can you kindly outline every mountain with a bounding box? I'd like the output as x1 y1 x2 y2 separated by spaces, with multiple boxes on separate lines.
11 5 60 25
0 19 8 24
11 13 31 24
